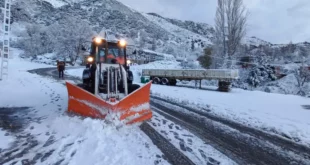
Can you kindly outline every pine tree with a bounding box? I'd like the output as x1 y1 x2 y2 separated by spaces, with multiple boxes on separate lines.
197 47 213 69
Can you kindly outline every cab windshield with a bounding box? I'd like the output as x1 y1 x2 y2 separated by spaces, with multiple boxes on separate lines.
98 46 125 64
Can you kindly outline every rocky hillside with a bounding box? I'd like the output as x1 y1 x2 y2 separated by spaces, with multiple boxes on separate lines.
7 0 310 65
10 0 214 58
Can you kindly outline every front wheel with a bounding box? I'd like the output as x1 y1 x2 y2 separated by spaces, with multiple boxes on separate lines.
128 84 140 94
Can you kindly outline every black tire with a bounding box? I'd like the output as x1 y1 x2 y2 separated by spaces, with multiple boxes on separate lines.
128 84 140 94
83 78 90 86
152 77 160 84
161 78 169 85
127 70 133 84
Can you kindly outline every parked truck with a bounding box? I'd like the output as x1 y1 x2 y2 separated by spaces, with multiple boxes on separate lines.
141 69 239 91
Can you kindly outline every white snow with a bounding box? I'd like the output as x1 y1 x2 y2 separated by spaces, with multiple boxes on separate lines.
0 49 169 165
150 84 310 146
43 0 67 8
141 49 175 60
143 13 211 44
0 49 55 107
30 53 58 66
129 103 150 112
66 60 310 147
0 130 15 150
150 111 236 165
65 68 84 78
25 116 169 165
83 60 310 146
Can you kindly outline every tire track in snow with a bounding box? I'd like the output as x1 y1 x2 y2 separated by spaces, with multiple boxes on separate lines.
150 97 310 165
140 122 196 165
28 67 197 165
148 112 234 165
151 95 310 157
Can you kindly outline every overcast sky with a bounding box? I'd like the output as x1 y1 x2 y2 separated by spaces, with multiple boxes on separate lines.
117 0 310 44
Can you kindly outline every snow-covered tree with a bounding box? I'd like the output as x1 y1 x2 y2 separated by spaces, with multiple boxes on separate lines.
18 24 48 58
138 30 148 49
248 66 277 88
299 46 308 58
48 16 93 65
151 38 157 51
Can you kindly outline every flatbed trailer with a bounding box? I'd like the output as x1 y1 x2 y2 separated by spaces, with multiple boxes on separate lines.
142 69 239 91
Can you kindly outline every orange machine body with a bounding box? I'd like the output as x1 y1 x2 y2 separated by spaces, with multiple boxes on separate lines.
66 81 152 124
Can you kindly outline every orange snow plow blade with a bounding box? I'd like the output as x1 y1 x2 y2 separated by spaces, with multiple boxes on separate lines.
65 81 152 124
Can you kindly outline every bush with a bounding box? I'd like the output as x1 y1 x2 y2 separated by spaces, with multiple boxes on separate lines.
197 47 212 69
248 66 277 87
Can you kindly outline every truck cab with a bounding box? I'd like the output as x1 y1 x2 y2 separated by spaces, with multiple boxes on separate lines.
82 37 134 94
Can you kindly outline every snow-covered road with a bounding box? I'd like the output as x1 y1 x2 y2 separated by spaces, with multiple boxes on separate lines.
67 62 310 147
64 61 310 164
3 50 310 164
0 50 234 165
32 66 234 165
0 52 170 165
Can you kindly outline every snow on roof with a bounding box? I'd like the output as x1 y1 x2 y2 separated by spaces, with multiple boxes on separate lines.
141 49 175 59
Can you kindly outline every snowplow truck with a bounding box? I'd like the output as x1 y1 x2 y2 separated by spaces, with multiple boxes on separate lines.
65 37 152 124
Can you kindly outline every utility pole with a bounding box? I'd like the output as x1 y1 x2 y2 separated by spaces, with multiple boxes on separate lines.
0 0 11 80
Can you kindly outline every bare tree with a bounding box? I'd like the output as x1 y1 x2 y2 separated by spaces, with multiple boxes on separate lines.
294 59 310 96
213 0 226 68
214 0 248 68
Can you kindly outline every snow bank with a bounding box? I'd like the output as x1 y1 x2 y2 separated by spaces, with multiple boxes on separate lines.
28 116 169 165
257 74 300 94
30 53 58 66
0 130 15 150
151 85 310 146
0 49 55 107
65 68 83 78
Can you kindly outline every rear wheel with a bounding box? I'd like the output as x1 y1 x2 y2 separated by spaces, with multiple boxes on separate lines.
152 77 160 84
161 78 169 85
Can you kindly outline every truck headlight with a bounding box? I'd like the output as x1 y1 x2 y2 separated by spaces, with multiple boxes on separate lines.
120 39 127 47
87 57 94 62
127 60 131 65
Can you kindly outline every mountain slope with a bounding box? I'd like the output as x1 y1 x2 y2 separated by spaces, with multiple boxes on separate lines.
11 0 213 57
147 13 214 41
10 0 310 65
